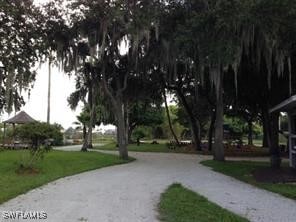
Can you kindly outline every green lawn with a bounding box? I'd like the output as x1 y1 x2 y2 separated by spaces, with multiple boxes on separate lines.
92 135 116 144
201 160 296 200
0 150 132 204
96 142 270 157
96 142 185 153
158 184 249 222
242 136 287 147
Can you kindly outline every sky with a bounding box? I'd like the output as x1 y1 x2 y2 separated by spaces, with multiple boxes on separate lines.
1 63 84 129
2 62 116 131
0 0 116 131
23 64 82 129
1 0 175 131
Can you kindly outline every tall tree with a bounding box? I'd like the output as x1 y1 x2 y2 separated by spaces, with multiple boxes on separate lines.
163 89 180 145
154 0 295 164
0 0 45 113
74 109 90 142
67 62 100 151
127 102 163 143
46 0 160 159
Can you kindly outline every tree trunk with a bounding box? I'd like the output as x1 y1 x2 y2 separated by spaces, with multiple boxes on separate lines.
128 127 133 144
213 76 225 161
269 113 281 168
125 103 130 144
208 109 216 151
262 114 269 148
176 89 201 150
191 120 202 151
128 123 136 144
81 136 88 152
86 124 93 148
83 124 87 141
163 90 180 145
81 124 88 152
247 120 253 145
116 104 129 160
264 109 281 168
101 67 129 160
87 86 96 149
86 110 94 149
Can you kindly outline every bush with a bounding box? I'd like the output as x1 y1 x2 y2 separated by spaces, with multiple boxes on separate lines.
132 127 149 140
15 122 63 148
14 122 61 173
17 145 51 173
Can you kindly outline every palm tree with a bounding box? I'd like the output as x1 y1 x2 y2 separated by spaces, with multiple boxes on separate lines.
68 65 95 151
73 111 90 143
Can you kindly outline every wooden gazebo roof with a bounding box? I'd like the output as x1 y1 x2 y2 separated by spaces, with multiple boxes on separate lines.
3 111 36 124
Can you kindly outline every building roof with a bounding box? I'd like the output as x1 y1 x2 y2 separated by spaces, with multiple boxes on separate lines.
270 95 296 113
3 111 37 124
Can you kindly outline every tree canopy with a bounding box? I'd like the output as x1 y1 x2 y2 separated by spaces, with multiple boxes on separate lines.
3 0 296 166
0 0 46 113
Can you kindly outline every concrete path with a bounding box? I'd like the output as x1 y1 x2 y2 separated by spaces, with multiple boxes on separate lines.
0 150 295 222
53 144 104 151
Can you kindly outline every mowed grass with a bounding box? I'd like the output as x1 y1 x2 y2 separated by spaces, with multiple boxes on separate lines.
201 160 296 200
96 142 177 153
96 142 270 157
0 150 132 204
158 184 249 222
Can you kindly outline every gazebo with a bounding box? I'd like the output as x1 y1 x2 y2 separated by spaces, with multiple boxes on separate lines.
2 111 36 148
270 95 296 168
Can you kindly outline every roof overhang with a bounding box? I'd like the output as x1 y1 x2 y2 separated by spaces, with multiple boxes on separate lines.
3 111 36 124
270 95 296 113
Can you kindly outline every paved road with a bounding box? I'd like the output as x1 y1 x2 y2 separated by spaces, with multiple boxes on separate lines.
0 149 295 222
53 144 104 151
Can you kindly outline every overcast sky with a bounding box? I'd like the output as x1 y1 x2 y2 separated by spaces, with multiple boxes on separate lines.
1 63 84 129
2 0 175 131
0 0 117 130
24 64 82 128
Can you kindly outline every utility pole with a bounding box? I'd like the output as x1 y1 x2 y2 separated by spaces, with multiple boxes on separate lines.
47 56 51 124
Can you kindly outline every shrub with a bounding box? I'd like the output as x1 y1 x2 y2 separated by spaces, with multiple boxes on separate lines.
14 122 62 173
15 122 63 148
132 127 148 140
17 145 51 174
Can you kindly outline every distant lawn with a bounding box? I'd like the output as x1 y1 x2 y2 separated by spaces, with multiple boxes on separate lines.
93 135 116 144
96 142 270 157
158 184 249 222
0 150 132 204
201 160 296 200
96 142 180 153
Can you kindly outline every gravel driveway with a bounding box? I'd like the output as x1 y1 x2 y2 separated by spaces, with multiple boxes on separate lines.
0 150 295 222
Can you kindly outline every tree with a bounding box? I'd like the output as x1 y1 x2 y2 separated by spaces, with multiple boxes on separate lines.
152 0 295 165
15 122 63 148
56 0 160 160
68 62 101 151
43 0 296 166
0 0 45 113
121 73 163 143
127 102 163 143
74 110 90 143
163 89 180 145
